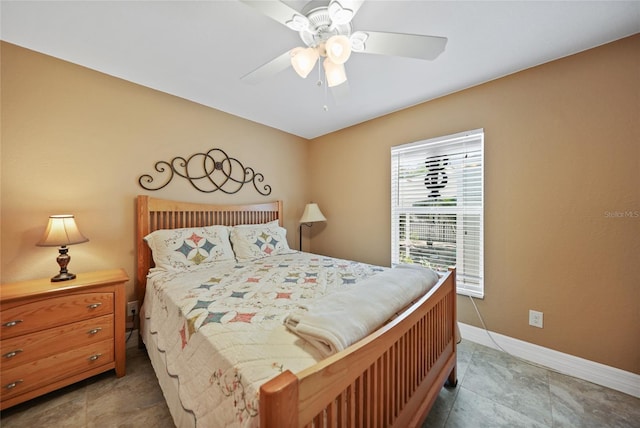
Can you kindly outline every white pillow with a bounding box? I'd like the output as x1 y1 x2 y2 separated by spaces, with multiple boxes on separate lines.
230 223 290 261
144 225 234 271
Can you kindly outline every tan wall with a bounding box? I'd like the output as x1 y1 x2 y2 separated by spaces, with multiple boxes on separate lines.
308 35 640 374
1 42 309 303
2 36 638 374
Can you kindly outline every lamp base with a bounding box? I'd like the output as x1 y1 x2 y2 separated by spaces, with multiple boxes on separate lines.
299 223 313 251
51 272 77 282
51 245 76 282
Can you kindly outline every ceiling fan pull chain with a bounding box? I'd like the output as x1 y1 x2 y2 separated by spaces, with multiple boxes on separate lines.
317 63 329 112
316 59 323 87
323 81 329 112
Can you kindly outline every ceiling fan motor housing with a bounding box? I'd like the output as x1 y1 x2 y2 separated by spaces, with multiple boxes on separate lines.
300 7 352 51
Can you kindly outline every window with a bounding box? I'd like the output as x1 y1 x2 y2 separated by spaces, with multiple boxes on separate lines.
391 129 484 297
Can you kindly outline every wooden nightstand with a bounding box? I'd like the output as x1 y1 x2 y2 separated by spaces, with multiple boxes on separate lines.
0 269 128 410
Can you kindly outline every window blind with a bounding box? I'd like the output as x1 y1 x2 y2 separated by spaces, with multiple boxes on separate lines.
391 129 484 297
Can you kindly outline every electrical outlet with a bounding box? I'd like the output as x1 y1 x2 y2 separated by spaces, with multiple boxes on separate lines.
529 310 543 328
127 301 138 317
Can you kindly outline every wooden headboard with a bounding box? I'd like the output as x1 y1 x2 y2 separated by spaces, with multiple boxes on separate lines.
136 195 283 303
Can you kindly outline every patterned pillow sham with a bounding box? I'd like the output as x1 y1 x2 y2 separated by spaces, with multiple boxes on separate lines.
144 225 235 271
230 223 290 261
233 219 280 228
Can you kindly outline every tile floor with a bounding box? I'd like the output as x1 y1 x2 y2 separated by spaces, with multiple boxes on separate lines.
0 344 173 428
422 341 640 428
1 340 638 427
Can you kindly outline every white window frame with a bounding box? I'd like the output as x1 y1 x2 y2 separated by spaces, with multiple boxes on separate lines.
391 129 484 298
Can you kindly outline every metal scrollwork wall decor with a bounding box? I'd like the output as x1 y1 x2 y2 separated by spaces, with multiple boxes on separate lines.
138 148 272 196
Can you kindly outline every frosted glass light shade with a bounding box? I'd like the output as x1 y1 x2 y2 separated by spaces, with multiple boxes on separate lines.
290 47 319 78
325 35 352 64
323 58 347 87
299 203 327 224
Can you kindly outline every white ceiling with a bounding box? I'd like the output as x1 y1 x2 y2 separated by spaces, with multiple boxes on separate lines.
2 1 639 139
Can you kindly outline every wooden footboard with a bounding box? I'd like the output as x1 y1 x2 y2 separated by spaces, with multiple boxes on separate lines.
260 268 457 428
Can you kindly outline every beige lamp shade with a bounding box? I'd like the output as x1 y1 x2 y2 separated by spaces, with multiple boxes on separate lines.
299 203 326 251
299 203 327 224
37 215 89 247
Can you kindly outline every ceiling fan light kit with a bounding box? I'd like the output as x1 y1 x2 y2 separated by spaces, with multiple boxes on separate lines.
287 4 355 85
291 34 351 83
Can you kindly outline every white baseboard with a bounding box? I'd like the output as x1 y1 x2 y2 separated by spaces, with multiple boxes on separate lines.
458 323 640 398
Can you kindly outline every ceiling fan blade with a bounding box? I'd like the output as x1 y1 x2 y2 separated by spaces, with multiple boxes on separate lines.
353 31 447 60
241 50 292 85
328 0 365 25
238 0 308 31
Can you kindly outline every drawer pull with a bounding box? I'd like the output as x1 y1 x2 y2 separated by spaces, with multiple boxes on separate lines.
88 354 102 361
88 328 103 335
3 349 23 359
87 303 102 310
3 319 23 328
4 380 23 390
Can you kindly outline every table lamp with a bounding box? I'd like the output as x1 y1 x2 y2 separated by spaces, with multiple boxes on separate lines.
37 214 89 282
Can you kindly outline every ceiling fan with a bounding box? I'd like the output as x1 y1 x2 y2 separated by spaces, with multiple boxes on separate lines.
239 0 448 90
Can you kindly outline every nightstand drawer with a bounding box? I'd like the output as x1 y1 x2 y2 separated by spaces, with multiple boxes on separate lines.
1 339 114 401
1 292 113 339
0 314 114 370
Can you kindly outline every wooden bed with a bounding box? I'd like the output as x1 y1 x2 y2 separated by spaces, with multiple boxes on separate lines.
136 195 457 428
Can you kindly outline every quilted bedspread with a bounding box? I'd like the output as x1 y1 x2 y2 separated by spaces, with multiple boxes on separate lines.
143 251 387 427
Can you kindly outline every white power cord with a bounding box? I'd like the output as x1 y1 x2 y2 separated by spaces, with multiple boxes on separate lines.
468 295 509 353
468 295 564 374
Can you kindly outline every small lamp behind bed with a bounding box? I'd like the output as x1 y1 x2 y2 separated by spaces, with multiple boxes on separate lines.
299 203 326 251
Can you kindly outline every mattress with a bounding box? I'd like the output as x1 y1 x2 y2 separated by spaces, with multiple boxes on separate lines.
142 251 387 427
